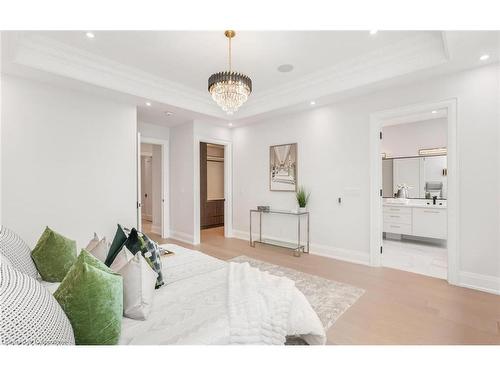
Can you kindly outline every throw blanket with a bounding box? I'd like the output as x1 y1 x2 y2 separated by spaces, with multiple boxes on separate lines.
228 262 326 345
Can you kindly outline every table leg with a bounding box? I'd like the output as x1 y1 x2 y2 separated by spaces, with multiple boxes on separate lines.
259 211 262 242
306 213 310 253
249 211 254 247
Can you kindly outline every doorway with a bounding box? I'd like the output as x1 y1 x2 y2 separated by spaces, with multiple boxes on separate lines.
136 136 169 239
380 116 448 279
200 143 225 238
369 99 459 285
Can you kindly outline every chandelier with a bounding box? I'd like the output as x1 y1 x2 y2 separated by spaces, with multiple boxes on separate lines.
208 30 252 115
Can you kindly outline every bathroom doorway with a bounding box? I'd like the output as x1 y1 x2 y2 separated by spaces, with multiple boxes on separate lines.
380 114 448 278
369 99 459 284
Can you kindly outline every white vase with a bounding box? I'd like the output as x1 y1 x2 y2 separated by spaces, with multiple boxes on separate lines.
298 207 307 213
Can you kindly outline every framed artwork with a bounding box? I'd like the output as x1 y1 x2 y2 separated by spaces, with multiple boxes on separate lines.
269 143 297 191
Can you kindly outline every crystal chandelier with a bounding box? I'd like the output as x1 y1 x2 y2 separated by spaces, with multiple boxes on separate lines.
208 30 252 115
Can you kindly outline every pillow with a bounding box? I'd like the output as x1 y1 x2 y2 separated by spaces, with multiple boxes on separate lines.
104 224 130 267
1 253 13 267
0 226 39 279
31 227 77 282
85 232 100 251
110 247 134 272
88 238 109 263
0 263 75 345
118 252 158 320
124 228 164 289
53 250 123 345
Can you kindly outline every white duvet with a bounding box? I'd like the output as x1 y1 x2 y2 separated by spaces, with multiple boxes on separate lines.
42 244 326 345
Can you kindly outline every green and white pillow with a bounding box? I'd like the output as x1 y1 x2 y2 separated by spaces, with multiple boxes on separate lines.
123 228 164 289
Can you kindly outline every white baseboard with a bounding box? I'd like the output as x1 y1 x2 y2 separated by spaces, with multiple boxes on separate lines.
232 230 370 266
169 230 195 245
459 271 500 295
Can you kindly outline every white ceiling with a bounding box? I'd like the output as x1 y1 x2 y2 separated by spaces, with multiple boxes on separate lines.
32 30 430 93
2 30 499 127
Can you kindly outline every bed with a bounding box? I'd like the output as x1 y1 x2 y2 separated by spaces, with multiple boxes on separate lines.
40 244 326 345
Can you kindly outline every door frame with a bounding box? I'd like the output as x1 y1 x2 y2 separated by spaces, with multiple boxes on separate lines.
137 136 170 239
193 137 233 245
369 98 459 285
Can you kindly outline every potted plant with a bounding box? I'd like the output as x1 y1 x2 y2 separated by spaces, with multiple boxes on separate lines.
296 186 310 213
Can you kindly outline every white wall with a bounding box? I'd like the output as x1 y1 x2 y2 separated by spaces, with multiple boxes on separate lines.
169 121 195 242
382 118 447 158
1 75 137 247
138 121 170 140
232 64 500 285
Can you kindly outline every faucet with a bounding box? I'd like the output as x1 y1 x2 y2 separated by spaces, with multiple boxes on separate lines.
433 196 437 205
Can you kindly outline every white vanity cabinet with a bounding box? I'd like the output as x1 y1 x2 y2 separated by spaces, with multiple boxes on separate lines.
412 207 447 239
383 206 412 235
383 202 447 240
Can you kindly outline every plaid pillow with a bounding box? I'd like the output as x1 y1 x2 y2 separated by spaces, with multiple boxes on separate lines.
123 228 164 289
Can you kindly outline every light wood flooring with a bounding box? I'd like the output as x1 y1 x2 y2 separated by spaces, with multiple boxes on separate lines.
147 226 500 345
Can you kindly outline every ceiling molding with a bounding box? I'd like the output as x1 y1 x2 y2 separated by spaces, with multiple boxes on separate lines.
11 33 226 119
237 33 448 118
5 32 449 122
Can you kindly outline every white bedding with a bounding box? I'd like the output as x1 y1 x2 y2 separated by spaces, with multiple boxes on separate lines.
120 244 326 345
40 244 326 345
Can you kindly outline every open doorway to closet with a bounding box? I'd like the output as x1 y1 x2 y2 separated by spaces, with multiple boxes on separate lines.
200 143 225 237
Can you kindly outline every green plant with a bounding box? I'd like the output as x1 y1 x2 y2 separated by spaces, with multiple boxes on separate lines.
296 186 310 208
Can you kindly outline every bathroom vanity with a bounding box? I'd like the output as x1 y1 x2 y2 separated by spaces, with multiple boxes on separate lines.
383 199 447 240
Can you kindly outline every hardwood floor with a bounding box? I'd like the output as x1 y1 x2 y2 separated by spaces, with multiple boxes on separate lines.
148 227 500 345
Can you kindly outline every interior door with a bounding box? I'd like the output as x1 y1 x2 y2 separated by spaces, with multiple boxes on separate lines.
141 155 153 220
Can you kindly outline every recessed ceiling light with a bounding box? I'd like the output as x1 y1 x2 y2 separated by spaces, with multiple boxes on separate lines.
85 32 95 39
145 102 152 107
479 54 490 61
165 111 173 116
369 30 378 35
277 64 294 73
310 100 316 106
431 110 438 114
228 122 233 127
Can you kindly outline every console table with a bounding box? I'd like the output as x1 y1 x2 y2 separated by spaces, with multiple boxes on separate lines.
249 209 310 256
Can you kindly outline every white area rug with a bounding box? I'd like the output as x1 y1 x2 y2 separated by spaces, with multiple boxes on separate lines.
230 256 365 330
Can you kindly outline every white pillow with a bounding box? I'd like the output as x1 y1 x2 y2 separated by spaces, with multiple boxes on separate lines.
118 252 158 320
0 263 74 344
110 247 134 272
0 226 39 279
88 238 109 263
1 253 13 268
85 232 100 251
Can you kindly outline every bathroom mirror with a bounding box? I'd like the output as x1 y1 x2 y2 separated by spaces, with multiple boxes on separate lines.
382 155 447 199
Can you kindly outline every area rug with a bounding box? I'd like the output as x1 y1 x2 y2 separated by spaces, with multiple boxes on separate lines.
230 256 365 330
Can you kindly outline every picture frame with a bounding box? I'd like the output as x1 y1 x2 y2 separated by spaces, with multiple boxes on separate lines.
269 143 297 191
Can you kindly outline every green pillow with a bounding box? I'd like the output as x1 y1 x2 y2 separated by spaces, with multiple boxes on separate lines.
31 226 77 282
54 250 123 345
104 224 130 267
